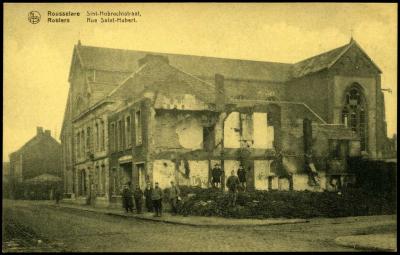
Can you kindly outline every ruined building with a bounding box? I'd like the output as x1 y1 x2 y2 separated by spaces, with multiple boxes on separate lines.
61 39 391 206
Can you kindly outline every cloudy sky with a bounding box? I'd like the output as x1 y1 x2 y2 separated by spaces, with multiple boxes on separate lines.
4 3 397 161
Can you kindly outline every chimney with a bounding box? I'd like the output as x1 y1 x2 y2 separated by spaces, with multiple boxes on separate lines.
215 73 225 111
44 130 51 137
37 127 43 136
138 54 169 67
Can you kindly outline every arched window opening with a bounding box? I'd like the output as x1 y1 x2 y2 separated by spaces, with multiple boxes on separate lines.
341 85 367 152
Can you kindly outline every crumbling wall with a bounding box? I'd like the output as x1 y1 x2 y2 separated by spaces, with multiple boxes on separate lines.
188 160 209 188
253 113 274 149
154 93 211 111
291 172 327 192
176 118 203 149
278 178 290 191
154 112 204 150
176 160 209 188
201 77 286 102
224 111 274 149
254 160 273 190
224 112 241 148
269 176 279 190
292 174 309 191
152 160 175 189
223 160 240 177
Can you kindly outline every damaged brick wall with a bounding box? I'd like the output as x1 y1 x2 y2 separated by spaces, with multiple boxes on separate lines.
201 77 286 102
153 111 213 151
223 111 275 150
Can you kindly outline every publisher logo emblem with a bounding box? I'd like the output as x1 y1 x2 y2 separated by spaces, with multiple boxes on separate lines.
28 11 41 24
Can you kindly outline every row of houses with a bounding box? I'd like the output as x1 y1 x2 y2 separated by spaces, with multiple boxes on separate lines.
60 39 393 207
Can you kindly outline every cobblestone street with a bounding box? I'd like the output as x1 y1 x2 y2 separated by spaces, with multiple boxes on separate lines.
3 200 396 252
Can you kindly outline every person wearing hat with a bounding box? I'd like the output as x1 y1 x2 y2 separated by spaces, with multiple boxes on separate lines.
121 183 134 213
133 184 144 214
237 165 247 191
211 163 223 188
151 182 163 217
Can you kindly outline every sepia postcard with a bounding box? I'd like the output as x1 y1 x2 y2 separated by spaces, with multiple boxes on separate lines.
3 3 397 252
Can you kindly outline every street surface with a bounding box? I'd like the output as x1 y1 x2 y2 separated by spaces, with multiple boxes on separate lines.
2 200 396 252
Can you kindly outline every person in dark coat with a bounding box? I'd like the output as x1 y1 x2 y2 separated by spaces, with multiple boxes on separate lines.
143 183 153 212
226 170 240 206
211 163 223 188
54 186 63 204
133 185 144 214
151 182 163 217
168 181 181 215
122 184 134 213
237 165 247 191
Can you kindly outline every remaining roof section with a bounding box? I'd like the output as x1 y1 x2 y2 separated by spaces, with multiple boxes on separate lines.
74 39 380 83
291 43 351 78
107 59 219 110
291 39 382 78
88 81 120 106
78 45 139 72
75 44 292 82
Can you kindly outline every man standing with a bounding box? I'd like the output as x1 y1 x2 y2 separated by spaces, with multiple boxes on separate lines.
122 184 134 213
237 165 247 191
133 185 144 214
226 170 240 206
168 181 180 215
151 182 163 217
143 182 153 213
211 163 223 188
54 185 62 205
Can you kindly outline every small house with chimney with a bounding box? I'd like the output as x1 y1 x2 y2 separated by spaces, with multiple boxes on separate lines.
9 127 62 198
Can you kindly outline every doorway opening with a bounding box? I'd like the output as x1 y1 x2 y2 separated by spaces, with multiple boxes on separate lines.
120 162 133 188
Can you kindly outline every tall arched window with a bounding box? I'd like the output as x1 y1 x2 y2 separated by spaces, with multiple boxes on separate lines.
341 84 367 151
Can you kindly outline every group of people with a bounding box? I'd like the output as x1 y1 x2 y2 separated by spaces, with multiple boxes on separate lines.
121 181 181 217
121 163 249 214
211 163 248 190
212 163 248 206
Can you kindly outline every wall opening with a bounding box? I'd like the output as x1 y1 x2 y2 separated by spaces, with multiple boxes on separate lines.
341 84 368 152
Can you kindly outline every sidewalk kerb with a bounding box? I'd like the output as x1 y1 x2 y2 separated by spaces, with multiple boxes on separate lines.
49 203 309 227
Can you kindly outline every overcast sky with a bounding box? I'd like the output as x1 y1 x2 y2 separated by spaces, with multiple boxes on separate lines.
4 3 397 161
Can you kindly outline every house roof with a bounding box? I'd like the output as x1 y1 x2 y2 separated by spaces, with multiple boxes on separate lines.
11 132 61 158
